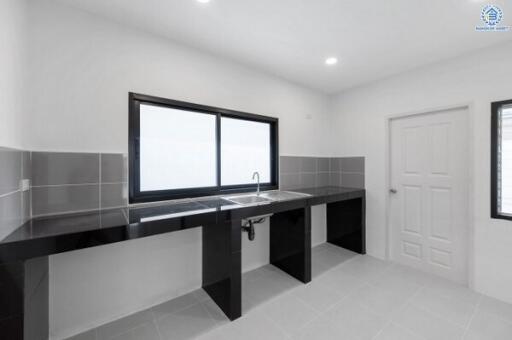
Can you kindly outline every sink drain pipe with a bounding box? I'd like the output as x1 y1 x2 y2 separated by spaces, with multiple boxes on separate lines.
241 214 273 241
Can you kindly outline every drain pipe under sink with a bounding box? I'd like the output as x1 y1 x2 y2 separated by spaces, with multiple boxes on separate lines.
241 214 273 241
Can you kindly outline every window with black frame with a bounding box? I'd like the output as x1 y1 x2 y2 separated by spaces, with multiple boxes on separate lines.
491 99 512 220
129 93 279 203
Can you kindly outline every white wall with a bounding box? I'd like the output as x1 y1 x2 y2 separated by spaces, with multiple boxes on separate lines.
329 41 512 303
26 1 331 339
0 0 28 149
27 0 331 155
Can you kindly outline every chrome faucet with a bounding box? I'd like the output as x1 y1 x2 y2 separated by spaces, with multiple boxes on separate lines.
252 171 260 196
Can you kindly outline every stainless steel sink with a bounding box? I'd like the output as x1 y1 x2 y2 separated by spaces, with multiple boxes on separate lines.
224 195 273 205
260 190 311 201
224 190 310 206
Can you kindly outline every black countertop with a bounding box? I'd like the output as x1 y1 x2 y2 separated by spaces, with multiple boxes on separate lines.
0 187 364 263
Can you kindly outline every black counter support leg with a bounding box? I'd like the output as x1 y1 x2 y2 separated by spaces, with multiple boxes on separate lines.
270 207 311 283
327 197 366 254
202 220 242 321
0 257 49 340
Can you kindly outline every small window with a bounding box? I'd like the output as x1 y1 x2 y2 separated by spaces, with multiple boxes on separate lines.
139 103 217 191
129 93 278 203
491 99 512 220
221 117 272 186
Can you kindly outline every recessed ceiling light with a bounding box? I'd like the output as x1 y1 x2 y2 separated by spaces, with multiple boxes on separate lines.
325 57 338 66
197 0 211 3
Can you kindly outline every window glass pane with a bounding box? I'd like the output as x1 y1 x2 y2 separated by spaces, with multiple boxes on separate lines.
139 104 216 191
500 105 512 215
221 117 271 186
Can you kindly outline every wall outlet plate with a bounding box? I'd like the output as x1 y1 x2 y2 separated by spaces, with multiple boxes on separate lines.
20 179 30 192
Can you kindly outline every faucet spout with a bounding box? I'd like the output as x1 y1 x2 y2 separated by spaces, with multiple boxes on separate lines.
252 171 260 196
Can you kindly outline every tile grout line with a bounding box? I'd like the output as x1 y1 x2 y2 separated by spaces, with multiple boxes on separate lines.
31 183 101 188
369 285 428 340
99 154 102 211
461 294 483 339
0 189 20 198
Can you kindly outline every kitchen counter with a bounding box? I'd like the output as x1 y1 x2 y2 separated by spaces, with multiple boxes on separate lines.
0 186 365 339
0 186 364 263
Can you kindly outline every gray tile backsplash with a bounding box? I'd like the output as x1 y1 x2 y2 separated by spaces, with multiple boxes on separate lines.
30 151 128 216
317 158 330 172
31 152 100 186
280 156 364 190
331 157 365 189
0 149 364 224
101 183 128 209
300 173 316 188
0 147 22 195
101 154 127 183
0 147 30 241
301 157 317 173
341 157 365 173
0 191 23 241
32 185 100 216
341 173 365 189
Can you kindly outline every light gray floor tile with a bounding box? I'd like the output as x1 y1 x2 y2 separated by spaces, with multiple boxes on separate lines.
367 263 426 297
152 291 200 319
410 286 477 327
243 266 301 307
224 310 288 340
336 255 391 282
323 297 388 340
96 308 153 340
66 250 512 340
193 288 212 302
295 316 343 340
156 303 218 340
349 283 412 317
259 293 318 336
110 322 160 340
464 310 512 340
291 280 344 313
373 323 424 340
202 299 229 325
424 276 481 307
315 266 365 297
392 303 465 340
65 330 97 340
478 295 512 324
312 246 356 269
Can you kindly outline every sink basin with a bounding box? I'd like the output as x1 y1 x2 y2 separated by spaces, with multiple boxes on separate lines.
224 191 310 205
224 195 273 205
260 191 311 201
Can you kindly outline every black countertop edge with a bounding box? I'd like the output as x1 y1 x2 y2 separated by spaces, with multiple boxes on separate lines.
0 187 364 263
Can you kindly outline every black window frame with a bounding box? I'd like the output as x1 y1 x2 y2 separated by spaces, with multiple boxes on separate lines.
491 99 512 221
129 92 279 203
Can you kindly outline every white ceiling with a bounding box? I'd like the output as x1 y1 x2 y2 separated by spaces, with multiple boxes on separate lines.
54 0 512 94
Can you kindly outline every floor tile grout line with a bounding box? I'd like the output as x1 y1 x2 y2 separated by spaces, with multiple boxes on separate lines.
461 294 483 339
96 293 203 340
152 319 164 340
474 296 512 327
250 276 322 337
101 320 155 340
200 299 225 328
152 299 203 324
370 285 428 340
402 296 472 336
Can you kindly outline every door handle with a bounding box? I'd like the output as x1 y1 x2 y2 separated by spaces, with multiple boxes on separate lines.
389 188 397 194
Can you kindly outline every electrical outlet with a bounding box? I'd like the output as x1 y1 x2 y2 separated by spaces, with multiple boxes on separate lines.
20 179 30 192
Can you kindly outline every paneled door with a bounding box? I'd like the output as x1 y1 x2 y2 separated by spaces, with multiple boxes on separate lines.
389 107 469 283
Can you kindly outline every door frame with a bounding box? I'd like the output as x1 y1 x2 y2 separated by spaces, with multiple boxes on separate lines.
384 102 475 287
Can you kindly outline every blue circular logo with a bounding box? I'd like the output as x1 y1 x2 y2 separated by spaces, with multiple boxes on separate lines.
481 5 503 26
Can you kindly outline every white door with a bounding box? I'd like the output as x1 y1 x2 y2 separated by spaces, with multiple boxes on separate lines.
389 107 469 284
